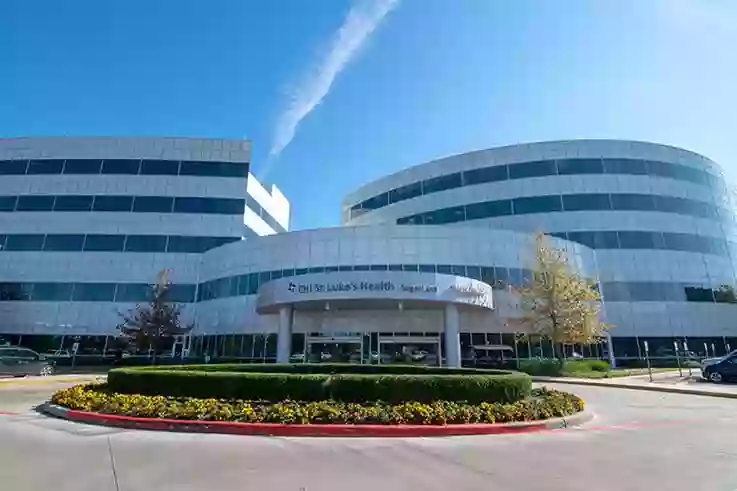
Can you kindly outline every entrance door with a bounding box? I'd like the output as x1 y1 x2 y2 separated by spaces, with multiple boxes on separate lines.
306 335 364 363
378 335 441 366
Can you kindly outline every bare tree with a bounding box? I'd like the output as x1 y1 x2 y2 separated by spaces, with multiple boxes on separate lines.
117 269 192 364
510 233 610 367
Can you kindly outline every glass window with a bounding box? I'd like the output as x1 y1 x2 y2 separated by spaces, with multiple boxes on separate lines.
388 264 403 271
419 264 436 273
451 265 466 276
353 265 370 271
73 283 116 302
83 234 125 252
611 194 655 211
325 266 340 273
422 206 465 224
115 283 149 302
167 236 207 253
214 277 232 298
389 182 422 204
463 165 508 185
0 235 5 249
16 195 55 211
0 196 17 211
0 160 28 175
509 160 556 179
247 273 259 294
271 270 284 279
369 265 387 271
653 195 689 214
101 159 140 175
63 159 102 174
513 195 562 214
422 172 462 194
685 286 715 303
663 233 701 252
173 197 243 214
180 161 249 178
309 266 326 273
140 159 179 175
397 214 423 225
437 264 453 274
167 284 196 303
259 271 271 285
360 193 389 210
465 199 512 220
481 267 495 284
133 196 173 213
627 282 670 301
43 234 84 251
601 282 630 301
5 234 44 251
53 195 93 211
31 283 73 301
282 268 295 278
402 264 419 272
124 235 167 252
556 158 604 175
603 158 647 175
466 266 481 280
336 266 351 272
508 268 524 286
617 231 661 249
234 274 249 296
0 282 32 300
27 159 63 174
562 193 611 211
645 160 679 179
92 195 133 212
676 166 709 186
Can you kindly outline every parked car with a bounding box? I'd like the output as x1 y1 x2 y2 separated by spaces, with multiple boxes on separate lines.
702 351 737 383
0 347 55 377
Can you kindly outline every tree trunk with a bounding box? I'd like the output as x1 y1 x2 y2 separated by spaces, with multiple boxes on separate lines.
553 342 565 369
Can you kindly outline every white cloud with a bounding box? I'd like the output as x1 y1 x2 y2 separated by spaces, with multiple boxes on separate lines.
267 0 399 162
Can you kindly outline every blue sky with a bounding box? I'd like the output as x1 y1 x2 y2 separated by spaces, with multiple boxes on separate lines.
1 0 735 230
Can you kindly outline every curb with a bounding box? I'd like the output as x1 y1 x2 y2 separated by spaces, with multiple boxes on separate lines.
38 403 593 437
532 377 737 400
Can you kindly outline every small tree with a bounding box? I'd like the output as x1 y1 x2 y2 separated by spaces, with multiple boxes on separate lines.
510 233 610 367
117 269 192 364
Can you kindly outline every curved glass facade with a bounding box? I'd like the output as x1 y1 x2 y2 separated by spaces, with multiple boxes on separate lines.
0 158 250 178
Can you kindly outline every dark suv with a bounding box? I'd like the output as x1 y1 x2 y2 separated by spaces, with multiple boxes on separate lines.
702 351 737 383
0 347 55 377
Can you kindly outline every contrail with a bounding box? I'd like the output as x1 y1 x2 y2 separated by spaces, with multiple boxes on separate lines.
265 0 400 168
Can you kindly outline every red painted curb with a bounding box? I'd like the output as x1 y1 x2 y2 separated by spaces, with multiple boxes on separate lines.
0 411 19 416
60 408 560 437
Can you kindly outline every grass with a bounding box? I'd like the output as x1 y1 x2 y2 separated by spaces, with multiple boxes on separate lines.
562 367 683 379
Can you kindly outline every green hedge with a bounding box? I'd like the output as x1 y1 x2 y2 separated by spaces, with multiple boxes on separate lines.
52 384 582 425
517 359 611 376
107 364 531 404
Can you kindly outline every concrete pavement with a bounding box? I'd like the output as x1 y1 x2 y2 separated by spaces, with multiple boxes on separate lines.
2 378 737 490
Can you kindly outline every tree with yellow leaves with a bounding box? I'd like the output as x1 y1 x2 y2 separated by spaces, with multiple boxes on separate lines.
511 233 610 367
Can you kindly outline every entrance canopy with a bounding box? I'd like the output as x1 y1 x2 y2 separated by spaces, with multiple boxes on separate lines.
255 271 493 315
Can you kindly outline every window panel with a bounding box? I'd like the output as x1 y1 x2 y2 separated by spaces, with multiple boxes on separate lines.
0 160 28 175
465 199 512 220
43 234 84 251
247 273 259 294
437 264 453 274
389 182 422 204
83 234 125 251
353 265 370 271
124 235 167 252
556 158 604 175
101 159 140 175
16 195 54 211
397 215 422 225
132 196 173 213
359 193 389 210
0 196 17 211
422 205 465 224
115 283 149 302
167 236 207 253
645 160 679 179
402 264 419 272
73 283 117 302
369 265 387 271
5 234 44 251
451 265 467 276
610 193 655 211
27 159 64 174
421 172 462 194
419 264 436 273
53 195 93 211
466 266 482 280
63 159 102 174
140 159 179 175
562 193 611 211
388 264 403 271
617 231 660 249
509 160 557 179
92 195 133 212
236 274 250 295
0 282 32 300
166 284 196 303
590 231 620 249
463 165 508 185
603 158 648 175
180 161 249 178
685 286 715 303
513 195 562 214
31 283 73 301
480 267 495 284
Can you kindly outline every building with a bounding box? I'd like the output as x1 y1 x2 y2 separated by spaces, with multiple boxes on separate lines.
1 137 735 364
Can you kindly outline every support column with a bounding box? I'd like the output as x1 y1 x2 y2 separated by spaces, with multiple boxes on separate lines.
277 305 293 364
444 304 461 368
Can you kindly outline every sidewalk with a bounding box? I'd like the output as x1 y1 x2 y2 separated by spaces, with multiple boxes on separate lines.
533 369 737 399
0 373 105 387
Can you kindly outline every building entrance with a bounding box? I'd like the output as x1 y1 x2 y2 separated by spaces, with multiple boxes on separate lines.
305 333 365 363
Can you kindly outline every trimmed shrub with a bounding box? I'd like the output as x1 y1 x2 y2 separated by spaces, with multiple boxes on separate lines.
518 359 563 376
51 384 582 425
564 360 610 373
106 365 531 404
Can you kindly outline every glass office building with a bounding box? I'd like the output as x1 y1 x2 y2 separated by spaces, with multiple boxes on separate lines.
1 137 735 364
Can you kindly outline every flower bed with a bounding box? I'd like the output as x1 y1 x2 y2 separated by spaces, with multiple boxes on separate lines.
51 384 583 425
106 364 532 404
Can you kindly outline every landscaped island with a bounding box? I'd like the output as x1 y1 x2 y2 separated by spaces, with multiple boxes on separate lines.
51 364 584 425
